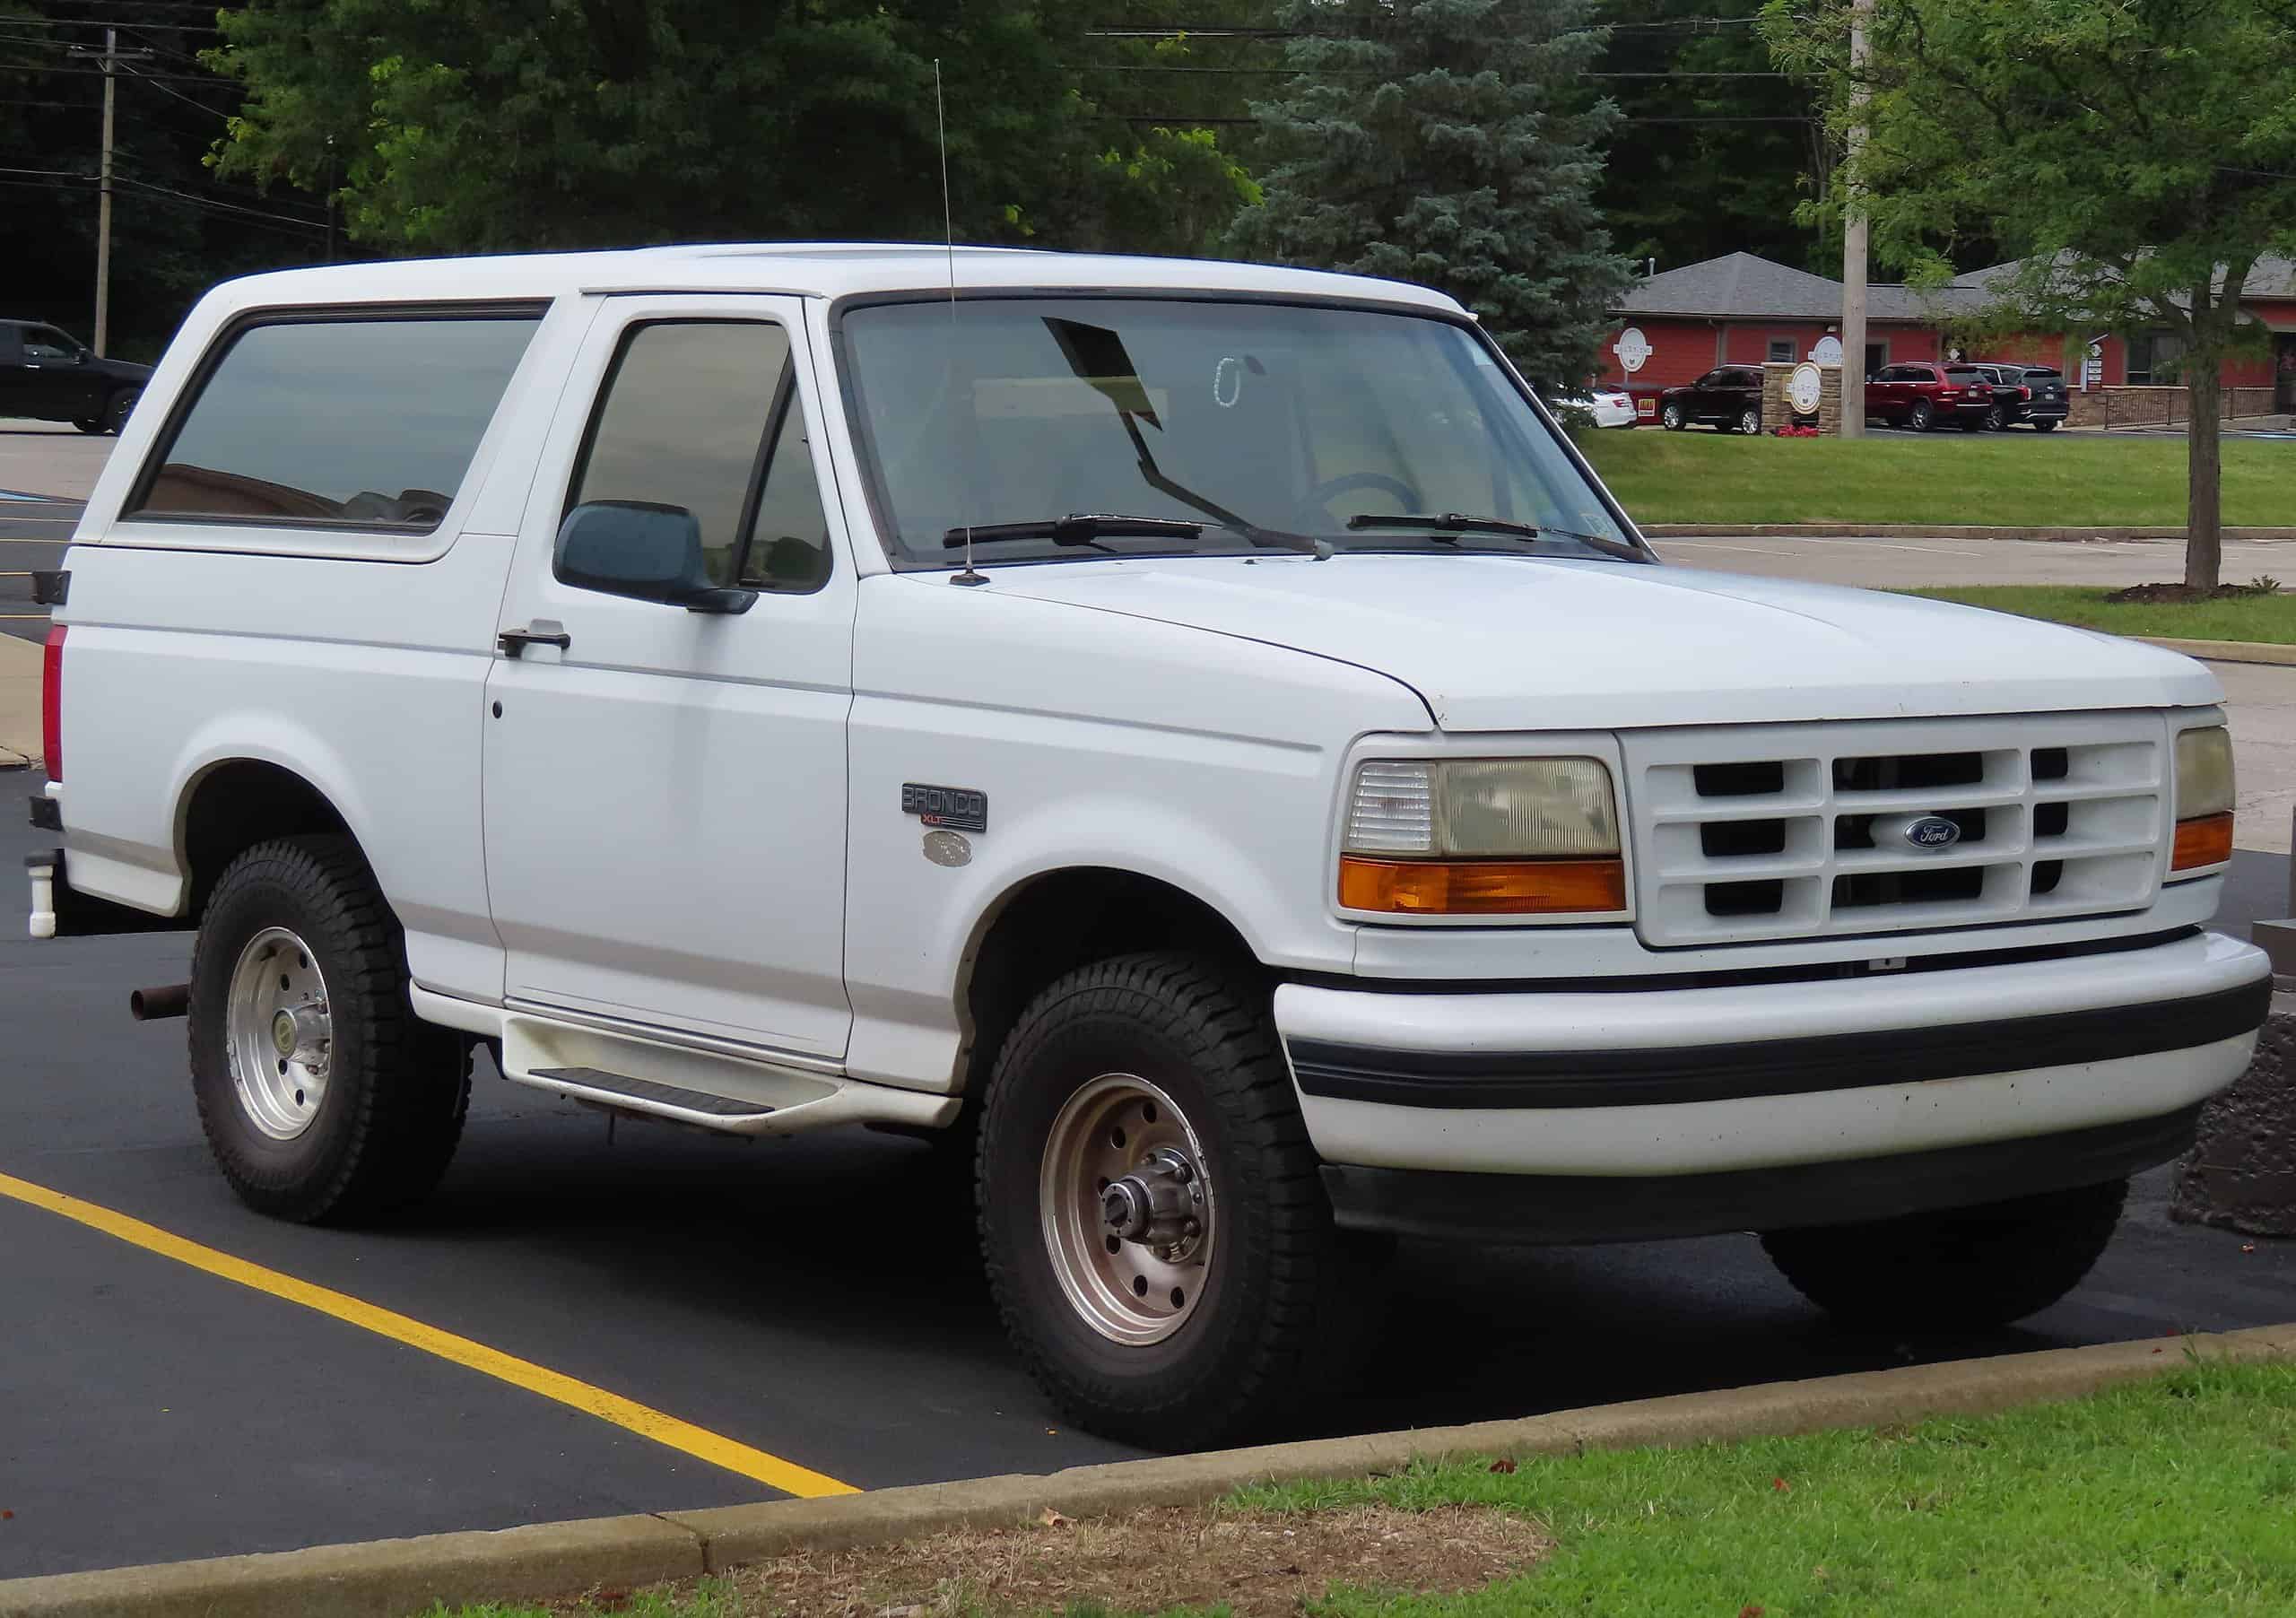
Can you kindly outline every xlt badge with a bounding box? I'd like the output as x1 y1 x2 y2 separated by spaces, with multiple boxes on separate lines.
902 783 987 833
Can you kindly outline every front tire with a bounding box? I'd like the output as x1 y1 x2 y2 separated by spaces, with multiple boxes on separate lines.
978 953 1344 1450
1660 402 1685 431
1760 1177 2126 1331
189 835 470 1223
104 387 140 435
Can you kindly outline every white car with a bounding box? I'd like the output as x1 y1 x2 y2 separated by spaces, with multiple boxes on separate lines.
1552 384 1637 428
28 245 2267 1449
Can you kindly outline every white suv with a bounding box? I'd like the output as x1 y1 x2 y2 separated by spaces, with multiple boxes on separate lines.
26 245 2269 1448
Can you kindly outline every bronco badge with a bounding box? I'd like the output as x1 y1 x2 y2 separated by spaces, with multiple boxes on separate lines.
902 783 987 833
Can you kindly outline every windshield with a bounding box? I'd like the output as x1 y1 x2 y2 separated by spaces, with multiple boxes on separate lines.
839 297 1638 566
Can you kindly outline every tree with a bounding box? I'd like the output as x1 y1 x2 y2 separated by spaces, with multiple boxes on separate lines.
204 0 1257 260
1595 0 1834 275
1764 0 2296 590
0 2 329 361
1227 0 1631 388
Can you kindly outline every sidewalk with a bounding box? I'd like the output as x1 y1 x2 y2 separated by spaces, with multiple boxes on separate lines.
0 632 38 769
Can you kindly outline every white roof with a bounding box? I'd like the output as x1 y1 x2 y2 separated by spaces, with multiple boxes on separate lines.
196 242 1466 317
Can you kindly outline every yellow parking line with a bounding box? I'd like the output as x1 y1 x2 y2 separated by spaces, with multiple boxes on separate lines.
0 1170 858 1499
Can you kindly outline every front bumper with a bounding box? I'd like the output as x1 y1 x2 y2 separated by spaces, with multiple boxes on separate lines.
1275 928 2267 1203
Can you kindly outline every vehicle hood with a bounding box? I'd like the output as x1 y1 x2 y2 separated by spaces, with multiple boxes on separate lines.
979 553 2222 731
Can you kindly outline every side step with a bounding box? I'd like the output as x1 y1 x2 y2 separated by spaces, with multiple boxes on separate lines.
528 1067 777 1123
496 1010 958 1138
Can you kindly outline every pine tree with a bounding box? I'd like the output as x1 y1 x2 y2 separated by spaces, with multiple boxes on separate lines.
1229 0 1630 389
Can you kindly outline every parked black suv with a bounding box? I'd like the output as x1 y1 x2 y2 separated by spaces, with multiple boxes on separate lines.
0 319 151 435
1657 366 1764 434
1969 361 2068 431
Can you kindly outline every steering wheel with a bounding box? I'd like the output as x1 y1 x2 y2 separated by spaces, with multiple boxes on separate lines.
1306 470 1423 518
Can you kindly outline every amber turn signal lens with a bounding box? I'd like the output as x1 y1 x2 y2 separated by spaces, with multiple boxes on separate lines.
2170 812 2234 872
1338 856 1627 915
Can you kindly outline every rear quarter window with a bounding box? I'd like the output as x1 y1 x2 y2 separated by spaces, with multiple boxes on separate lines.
128 307 543 535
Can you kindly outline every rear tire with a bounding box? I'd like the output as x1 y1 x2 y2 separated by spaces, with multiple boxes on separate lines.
1760 1177 2126 1331
1909 399 1935 432
977 952 1344 1450
189 835 470 1223
73 416 106 435
2034 418 2060 432
1738 406 1762 435
1985 404 2008 431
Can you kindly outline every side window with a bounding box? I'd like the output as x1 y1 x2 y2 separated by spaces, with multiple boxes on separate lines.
567 319 828 593
737 387 831 591
130 311 540 529
24 327 79 361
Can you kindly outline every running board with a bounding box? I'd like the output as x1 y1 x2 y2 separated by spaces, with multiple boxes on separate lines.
499 1012 958 1138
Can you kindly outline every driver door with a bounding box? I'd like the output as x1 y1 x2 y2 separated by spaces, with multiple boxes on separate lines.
481 294 856 1059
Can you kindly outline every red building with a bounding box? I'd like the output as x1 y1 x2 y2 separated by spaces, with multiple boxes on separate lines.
1598 252 2296 421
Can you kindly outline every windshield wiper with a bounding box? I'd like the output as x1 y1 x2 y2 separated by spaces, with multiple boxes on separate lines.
1346 512 1649 563
943 514 1205 549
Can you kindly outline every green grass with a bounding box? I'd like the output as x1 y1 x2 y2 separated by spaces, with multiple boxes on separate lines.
1575 428 2296 527
424 1361 2296 1617
1909 584 2296 643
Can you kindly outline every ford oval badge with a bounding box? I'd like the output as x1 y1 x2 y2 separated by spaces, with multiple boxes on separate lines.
1904 814 1961 850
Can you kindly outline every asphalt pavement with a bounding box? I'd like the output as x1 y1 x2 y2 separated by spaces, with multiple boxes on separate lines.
0 501 71 647
4 780 2294 1580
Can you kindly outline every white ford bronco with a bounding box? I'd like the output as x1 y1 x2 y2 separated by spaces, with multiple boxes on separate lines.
27 246 2271 1448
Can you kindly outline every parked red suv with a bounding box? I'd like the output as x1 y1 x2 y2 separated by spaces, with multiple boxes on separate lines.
1865 361 1996 432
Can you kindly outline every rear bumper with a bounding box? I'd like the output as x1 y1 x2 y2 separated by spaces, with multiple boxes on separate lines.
1274 930 2267 1181
1321 1103 2204 1244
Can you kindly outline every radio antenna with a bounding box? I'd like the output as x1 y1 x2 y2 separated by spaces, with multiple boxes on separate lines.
936 59 986 587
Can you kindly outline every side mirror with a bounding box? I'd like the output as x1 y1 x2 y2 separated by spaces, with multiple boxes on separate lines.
553 500 755 614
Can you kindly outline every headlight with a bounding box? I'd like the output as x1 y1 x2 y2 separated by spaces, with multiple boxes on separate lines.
2170 725 2233 872
1340 758 1625 915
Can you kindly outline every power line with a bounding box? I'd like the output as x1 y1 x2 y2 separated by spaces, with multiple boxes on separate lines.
110 171 326 231
119 63 233 115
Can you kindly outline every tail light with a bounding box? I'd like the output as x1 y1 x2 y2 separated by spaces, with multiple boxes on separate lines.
41 624 64 780
2019 387 2032 400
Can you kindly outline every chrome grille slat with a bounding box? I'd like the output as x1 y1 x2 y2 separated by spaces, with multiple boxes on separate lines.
1622 715 2167 947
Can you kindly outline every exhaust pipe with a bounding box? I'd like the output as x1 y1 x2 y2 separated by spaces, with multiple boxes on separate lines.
130 983 190 1022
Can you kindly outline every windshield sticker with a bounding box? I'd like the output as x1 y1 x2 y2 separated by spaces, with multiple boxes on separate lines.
1213 356 1243 408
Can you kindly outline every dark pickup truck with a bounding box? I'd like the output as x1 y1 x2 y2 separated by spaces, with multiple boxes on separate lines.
0 319 150 435
1970 362 2069 431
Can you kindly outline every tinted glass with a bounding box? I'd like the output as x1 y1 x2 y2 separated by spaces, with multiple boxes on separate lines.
1767 341 1794 362
570 321 792 587
736 389 831 591
842 298 1630 565
1944 366 1983 380
24 327 78 361
2024 368 2062 381
134 314 539 529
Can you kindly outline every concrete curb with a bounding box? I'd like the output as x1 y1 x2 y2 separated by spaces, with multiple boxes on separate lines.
2135 636 2296 668
1640 523 2296 542
6 1323 2293 1618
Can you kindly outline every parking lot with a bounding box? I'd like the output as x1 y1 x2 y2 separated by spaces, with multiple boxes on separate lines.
6 422 2296 1584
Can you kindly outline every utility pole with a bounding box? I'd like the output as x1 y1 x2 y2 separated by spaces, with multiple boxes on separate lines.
1839 0 1873 439
66 27 152 357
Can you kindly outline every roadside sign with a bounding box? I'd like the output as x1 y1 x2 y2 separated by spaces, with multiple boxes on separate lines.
1811 335 1844 366
1788 362 1824 416
1613 326 1652 374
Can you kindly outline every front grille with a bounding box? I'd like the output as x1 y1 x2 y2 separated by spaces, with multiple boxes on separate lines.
1623 715 2166 946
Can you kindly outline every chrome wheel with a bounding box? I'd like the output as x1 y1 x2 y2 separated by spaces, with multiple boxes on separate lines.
1039 1074 1215 1345
1739 406 1761 434
226 925 332 1141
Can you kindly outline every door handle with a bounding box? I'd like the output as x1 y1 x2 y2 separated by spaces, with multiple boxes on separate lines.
498 622 571 658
